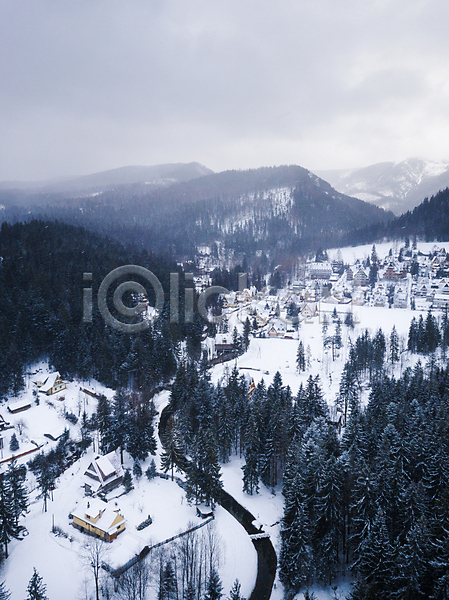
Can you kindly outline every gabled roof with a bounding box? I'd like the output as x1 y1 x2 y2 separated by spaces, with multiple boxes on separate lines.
39 372 64 393
72 498 125 536
83 451 123 493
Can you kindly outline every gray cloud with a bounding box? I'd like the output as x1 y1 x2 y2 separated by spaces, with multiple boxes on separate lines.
1 0 448 180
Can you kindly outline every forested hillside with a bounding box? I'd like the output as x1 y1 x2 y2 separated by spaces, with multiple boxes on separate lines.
346 187 449 247
0 220 198 398
0 166 393 263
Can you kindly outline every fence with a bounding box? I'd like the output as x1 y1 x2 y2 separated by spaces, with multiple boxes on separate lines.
103 515 214 578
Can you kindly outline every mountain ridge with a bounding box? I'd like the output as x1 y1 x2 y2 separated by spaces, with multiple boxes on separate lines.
316 157 449 215
0 162 213 199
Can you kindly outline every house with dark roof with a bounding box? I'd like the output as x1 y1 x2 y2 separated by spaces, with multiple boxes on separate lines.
83 451 124 495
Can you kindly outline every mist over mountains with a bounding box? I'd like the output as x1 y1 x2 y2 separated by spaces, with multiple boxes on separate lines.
0 162 213 203
317 157 449 215
2 158 449 269
0 164 392 264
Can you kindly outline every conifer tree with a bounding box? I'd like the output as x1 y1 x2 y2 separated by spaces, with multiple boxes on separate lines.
7 457 28 529
9 433 19 453
390 325 400 364
95 393 112 453
280 475 313 596
146 459 157 481
242 412 260 495
296 341 306 372
159 560 177 600
133 459 142 479
0 473 18 558
204 569 223 600
122 469 134 493
344 311 354 329
160 416 185 480
242 318 251 351
228 579 244 600
110 388 130 464
25 569 48 600
0 582 10 600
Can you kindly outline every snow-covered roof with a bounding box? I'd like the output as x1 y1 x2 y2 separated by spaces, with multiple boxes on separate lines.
38 372 63 393
96 455 115 478
215 334 233 346
7 399 32 412
72 498 125 536
83 451 123 493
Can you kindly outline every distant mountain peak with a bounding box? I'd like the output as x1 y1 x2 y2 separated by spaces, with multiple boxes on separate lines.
315 158 449 215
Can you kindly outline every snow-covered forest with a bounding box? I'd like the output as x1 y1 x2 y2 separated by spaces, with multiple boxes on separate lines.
0 221 448 600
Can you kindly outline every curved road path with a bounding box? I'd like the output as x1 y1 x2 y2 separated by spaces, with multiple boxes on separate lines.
159 405 277 600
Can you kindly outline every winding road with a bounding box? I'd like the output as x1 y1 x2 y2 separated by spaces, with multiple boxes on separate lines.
158 405 277 600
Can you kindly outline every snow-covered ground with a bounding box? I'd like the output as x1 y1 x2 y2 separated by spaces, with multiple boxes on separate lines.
329 240 449 265
0 377 257 600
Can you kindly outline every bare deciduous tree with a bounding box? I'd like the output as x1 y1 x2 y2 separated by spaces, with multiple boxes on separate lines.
79 536 110 600
117 559 151 600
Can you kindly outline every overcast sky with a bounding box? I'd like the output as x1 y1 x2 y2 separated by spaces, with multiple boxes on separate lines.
1 0 449 180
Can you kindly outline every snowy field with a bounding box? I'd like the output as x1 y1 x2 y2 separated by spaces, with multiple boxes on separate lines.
329 240 449 264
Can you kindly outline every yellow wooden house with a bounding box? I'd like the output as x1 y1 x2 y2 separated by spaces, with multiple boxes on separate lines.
36 372 66 396
71 498 126 542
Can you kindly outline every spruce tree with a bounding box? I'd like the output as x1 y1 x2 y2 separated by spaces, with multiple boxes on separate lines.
0 582 10 600
296 341 306 372
110 388 130 464
7 457 28 529
146 459 157 481
133 459 142 479
122 469 134 493
159 560 177 600
25 568 48 600
390 325 400 364
242 318 251 351
95 393 112 453
280 475 313 596
204 569 223 600
9 433 19 453
0 471 18 558
242 412 260 495
228 579 244 600
160 416 185 480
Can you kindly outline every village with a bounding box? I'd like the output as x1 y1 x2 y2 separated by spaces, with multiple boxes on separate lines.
198 242 449 359
1 241 449 599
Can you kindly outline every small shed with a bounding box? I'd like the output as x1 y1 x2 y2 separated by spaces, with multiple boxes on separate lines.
7 399 32 414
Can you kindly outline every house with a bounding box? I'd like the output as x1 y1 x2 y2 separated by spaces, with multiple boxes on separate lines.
301 302 318 319
394 290 408 309
214 334 234 357
308 262 333 280
433 294 449 309
268 325 278 338
7 399 32 414
36 373 66 396
71 498 126 542
83 451 124 495
353 268 369 287
44 426 66 442
0 415 11 431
